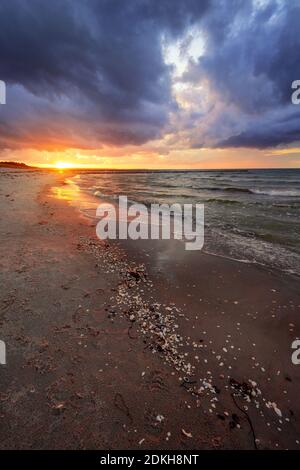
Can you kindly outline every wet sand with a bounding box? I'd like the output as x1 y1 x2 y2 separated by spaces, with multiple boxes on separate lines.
0 168 300 450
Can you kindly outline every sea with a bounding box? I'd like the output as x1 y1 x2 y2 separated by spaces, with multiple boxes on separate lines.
69 169 300 276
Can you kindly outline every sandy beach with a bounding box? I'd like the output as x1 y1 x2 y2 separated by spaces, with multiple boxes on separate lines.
0 168 300 450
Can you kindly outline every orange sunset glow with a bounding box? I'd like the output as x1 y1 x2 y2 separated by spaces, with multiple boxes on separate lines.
2 146 300 170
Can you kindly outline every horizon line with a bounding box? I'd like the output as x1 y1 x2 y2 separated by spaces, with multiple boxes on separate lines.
1 161 300 172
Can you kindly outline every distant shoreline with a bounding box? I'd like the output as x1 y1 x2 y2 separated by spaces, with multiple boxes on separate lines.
1 161 300 172
0 161 36 169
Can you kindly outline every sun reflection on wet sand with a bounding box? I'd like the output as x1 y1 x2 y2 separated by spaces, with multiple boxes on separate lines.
51 174 99 220
52 177 80 201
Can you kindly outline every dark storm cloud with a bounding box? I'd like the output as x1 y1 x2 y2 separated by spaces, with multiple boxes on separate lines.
200 0 300 111
218 107 300 149
0 0 299 153
184 0 300 149
0 0 210 149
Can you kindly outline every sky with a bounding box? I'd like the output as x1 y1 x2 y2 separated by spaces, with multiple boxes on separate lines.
0 0 300 169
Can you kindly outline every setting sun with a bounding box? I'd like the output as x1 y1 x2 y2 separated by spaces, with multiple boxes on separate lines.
55 161 74 170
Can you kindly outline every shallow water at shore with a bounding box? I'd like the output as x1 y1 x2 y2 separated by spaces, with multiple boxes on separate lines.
67 169 300 276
